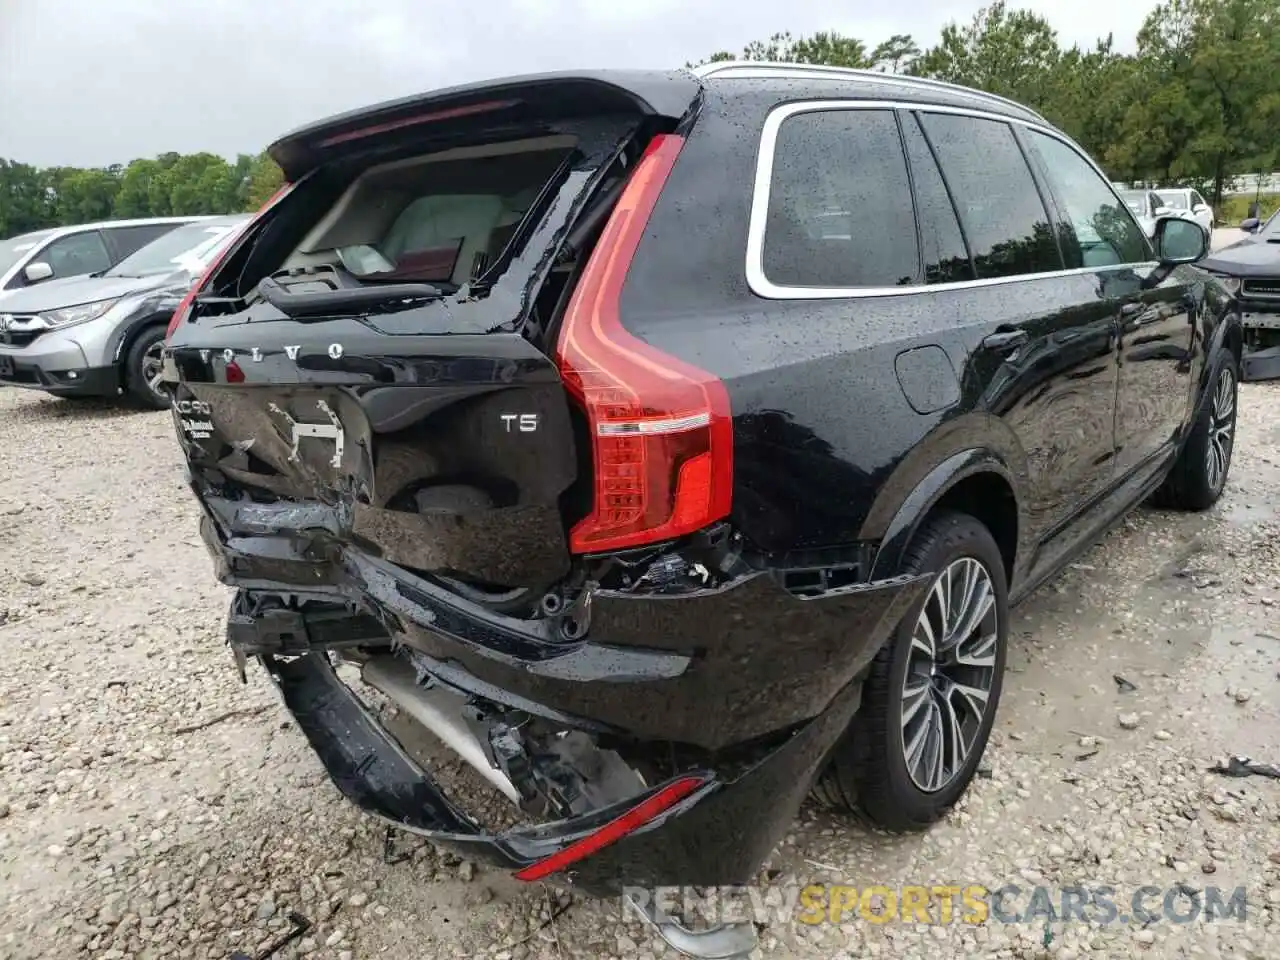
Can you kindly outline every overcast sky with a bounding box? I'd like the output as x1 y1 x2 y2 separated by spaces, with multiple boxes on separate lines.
1 0 1156 168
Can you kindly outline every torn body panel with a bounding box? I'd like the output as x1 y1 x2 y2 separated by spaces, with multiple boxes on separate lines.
204 496 925 749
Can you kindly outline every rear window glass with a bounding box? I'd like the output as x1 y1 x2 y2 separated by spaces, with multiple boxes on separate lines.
899 113 973 285
917 113 1063 280
761 109 921 289
1157 192 1189 210
293 143 573 289
107 223 182 260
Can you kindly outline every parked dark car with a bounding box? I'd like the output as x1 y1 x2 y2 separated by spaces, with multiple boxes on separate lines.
1201 209 1280 381
161 62 1241 958
0 216 250 406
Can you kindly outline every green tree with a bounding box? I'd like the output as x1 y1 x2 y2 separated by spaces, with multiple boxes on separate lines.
910 1 1062 108
1106 0 1279 202
113 159 160 218
697 30 875 68
1043 38 1140 170
7 0 1280 240
1178 0 1279 204
0 160 55 236
51 168 120 224
242 152 285 210
869 35 922 73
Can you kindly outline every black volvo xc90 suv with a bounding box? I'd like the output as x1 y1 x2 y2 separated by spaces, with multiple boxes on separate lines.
161 61 1240 958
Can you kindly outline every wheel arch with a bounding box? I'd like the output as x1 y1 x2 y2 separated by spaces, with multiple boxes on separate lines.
1194 308 1243 411
1222 318 1243 369
866 439 1026 587
110 311 171 386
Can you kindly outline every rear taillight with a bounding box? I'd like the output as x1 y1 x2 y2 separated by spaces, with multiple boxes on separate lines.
165 182 295 342
554 134 733 554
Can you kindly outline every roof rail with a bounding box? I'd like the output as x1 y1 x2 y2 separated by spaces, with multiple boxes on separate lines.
691 61 1048 125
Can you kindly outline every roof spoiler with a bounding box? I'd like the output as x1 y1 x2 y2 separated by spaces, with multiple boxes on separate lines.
268 70 702 181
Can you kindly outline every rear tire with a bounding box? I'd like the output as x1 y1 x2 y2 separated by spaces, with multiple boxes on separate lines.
813 511 1008 831
1152 346 1237 512
124 325 170 410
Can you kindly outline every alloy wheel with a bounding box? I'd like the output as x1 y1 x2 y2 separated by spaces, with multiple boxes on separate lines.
141 340 166 401
1205 365 1236 494
900 557 999 793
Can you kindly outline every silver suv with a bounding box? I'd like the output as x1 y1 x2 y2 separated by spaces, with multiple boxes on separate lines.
0 216 249 407
0 217 203 293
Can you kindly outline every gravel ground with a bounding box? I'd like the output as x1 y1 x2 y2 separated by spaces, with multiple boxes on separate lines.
1 370 1278 960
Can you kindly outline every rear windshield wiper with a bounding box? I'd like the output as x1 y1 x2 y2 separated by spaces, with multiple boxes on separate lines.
256 276 443 319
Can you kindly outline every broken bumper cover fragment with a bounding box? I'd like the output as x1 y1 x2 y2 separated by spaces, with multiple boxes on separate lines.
265 649 868 897
1241 307 1280 382
1242 344 1280 382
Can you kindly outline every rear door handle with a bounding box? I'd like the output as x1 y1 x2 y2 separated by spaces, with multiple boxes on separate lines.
981 329 1029 352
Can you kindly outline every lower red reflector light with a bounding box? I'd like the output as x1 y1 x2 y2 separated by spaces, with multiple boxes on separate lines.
513 775 710 882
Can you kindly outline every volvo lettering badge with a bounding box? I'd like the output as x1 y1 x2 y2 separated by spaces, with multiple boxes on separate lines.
195 344 345 363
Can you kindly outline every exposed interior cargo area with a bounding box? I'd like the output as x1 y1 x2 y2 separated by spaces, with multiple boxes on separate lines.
190 130 597 318
278 137 577 290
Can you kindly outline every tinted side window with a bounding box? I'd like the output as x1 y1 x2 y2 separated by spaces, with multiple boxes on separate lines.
1191 191 1207 208
1025 130 1148 269
106 223 182 261
899 114 974 285
917 113 1062 280
42 231 113 280
763 109 919 288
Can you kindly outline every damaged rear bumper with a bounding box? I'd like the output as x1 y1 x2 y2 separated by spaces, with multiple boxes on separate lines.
198 493 924 751
266 647 868 898
196 490 928 901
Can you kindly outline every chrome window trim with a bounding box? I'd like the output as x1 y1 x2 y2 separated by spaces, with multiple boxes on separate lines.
745 98 1157 301
692 61 1048 125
